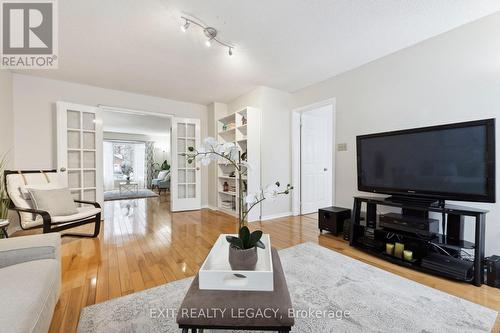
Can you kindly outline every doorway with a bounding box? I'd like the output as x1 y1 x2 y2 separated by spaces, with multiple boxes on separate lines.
101 109 172 202
292 99 335 216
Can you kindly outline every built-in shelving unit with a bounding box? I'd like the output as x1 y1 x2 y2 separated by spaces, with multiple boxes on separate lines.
216 107 261 221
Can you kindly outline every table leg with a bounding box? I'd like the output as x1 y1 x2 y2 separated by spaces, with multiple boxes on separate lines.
473 213 486 286
181 329 188 333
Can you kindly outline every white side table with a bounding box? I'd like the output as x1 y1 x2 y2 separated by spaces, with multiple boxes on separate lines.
119 182 139 195
0 219 9 238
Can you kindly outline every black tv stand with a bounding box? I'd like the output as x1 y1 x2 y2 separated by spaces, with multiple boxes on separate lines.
350 196 488 286
385 195 445 208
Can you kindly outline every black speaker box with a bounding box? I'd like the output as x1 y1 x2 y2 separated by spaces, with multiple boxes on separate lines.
318 207 351 236
485 255 500 288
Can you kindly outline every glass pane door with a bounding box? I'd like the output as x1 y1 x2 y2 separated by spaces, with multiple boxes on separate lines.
171 118 201 211
57 102 103 207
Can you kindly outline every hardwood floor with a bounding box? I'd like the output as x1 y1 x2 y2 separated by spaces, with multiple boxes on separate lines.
13 196 500 332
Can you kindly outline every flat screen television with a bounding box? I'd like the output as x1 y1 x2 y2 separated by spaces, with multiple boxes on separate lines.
357 119 496 203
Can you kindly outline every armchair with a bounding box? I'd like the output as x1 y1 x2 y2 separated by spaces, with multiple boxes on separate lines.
4 170 101 237
151 170 170 195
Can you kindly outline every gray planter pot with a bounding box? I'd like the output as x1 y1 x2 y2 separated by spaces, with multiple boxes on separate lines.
228 245 258 270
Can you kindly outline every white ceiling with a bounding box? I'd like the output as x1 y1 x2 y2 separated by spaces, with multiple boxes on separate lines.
20 0 500 104
102 111 171 137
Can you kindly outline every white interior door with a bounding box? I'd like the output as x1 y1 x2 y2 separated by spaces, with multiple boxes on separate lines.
300 105 333 214
171 117 201 211
56 102 103 207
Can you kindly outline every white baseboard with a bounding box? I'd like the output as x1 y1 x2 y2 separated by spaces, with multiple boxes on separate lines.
259 211 293 221
202 205 218 211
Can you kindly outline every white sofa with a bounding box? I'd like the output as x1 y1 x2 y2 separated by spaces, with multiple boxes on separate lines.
0 233 61 333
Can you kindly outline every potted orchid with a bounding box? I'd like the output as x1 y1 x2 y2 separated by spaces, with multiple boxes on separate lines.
120 162 134 183
185 137 293 270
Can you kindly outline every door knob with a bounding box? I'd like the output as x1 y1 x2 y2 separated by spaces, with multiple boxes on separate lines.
196 167 200 171
324 168 328 171
60 167 66 172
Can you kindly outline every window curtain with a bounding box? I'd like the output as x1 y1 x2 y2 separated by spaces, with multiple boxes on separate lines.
103 141 114 191
133 143 146 188
145 141 155 188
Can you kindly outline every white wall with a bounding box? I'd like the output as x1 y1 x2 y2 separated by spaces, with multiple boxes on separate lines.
0 70 13 166
293 12 500 255
228 86 293 219
12 74 209 205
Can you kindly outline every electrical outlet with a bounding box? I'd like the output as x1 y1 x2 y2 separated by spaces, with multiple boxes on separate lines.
337 143 348 151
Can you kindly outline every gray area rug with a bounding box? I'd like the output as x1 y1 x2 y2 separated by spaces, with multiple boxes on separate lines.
104 189 159 201
77 242 497 333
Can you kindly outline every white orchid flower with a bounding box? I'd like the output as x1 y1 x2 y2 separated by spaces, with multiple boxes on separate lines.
245 193 259 205
203 137 218 150
239 161 253 170
264 184 280 199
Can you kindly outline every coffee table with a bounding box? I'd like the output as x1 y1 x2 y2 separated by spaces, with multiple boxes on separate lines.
177 248 294 332
119 181 138 195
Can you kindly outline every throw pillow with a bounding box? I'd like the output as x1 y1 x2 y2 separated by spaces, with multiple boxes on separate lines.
27 187 78 216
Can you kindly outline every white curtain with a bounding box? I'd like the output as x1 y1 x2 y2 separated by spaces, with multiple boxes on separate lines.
133 143 146 188
103 141 114 191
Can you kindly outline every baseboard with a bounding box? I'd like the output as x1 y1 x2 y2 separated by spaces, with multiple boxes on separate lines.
202 205 218 211
259 211 293 221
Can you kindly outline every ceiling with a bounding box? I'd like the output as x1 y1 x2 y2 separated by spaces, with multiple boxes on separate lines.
102 111 171 137
19 0 500 104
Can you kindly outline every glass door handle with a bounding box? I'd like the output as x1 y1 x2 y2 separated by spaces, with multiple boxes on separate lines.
60 167 67 172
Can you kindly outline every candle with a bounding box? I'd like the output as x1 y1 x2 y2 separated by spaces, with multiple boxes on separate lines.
403 250 413 262
394 242 404 259
386 243 395 256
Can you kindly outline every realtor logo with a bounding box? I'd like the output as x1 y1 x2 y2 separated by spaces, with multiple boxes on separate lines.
1 0 58 68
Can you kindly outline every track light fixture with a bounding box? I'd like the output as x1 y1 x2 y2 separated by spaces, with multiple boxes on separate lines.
180 16 235 56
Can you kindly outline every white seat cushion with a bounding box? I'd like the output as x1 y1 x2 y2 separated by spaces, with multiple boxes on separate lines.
6 172 64 228
51 206 101 224
0 259 60 333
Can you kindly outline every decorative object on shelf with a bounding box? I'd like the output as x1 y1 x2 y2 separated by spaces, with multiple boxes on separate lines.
184 137 292 271
229 171 236 178
386 243 394 256
403 250 413 262
223 181 229 192
226 226 264 270
394 242 404 259
241 116 247 125
222 123 228 131
180 16 235 56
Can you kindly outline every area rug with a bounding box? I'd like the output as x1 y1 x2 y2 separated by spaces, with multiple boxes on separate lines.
103 189 159 201
77 242 497 333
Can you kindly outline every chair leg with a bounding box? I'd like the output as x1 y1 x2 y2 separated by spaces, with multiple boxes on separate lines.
61 213 101 238
1 227 8 238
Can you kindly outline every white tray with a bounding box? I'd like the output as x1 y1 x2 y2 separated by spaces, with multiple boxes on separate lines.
198 234 274 291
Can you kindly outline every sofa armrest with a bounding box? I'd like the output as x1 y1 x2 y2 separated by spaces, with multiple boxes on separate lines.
0 233 60 269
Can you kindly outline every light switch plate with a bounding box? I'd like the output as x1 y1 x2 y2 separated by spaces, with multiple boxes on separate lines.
337 143 347 151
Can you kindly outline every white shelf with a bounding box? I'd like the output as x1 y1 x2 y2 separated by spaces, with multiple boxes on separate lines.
218 128 236 135
215 107 261 222
219 190 237 196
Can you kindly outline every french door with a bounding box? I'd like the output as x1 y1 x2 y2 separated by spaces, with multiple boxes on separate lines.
56 102 104 207
171 117 201 211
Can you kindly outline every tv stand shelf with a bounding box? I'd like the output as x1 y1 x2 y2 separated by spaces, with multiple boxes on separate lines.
350 196 487 286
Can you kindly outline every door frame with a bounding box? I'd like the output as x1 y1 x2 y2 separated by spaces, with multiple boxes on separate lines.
291 98 336 216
